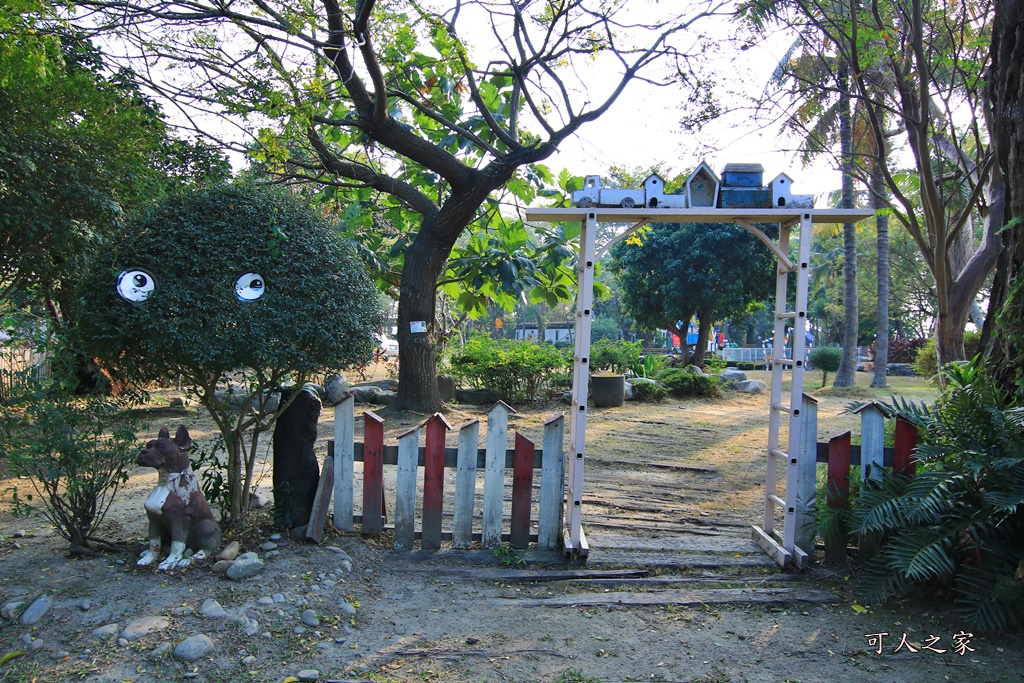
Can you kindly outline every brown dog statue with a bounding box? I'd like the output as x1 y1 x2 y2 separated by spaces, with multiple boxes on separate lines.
137 426 221 570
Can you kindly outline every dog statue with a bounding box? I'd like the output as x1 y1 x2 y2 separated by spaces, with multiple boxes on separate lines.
137 426 221 570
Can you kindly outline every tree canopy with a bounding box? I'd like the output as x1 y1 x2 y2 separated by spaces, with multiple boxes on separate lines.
610 221 778 366
79 184 384 525
71 0 728 411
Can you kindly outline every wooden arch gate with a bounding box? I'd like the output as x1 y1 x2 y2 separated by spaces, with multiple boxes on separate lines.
524 207 872 568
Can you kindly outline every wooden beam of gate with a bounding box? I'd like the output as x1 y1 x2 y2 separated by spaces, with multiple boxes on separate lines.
734 219 796 272
510 432 535 549
422 413 452 551
362 411 385 535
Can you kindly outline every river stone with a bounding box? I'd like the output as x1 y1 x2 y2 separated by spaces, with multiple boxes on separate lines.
349 385 380 403
121 616 170 641
149 642 172 659
90 623 121 639
455 387 502 405
169 396 186 408
720 368 747 383
211 560 232 573
226 553 264 580
733 379 767 394
1 600 26 622
297 669 320 682
437 374 456 402
173 634 215 662
218 541 240 561
373 390 397 405
200 599 227 618
19 595 52 625
300 609 319 627
324 375 351 406
887 363 915 376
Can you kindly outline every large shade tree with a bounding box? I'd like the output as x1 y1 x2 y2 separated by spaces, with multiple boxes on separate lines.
740 0 1002 372
79 185 384 527
610 222 778 367
71 0 729 412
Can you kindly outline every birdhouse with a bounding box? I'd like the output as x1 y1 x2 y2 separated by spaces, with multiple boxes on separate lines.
573 175 602 207
686 161 720 208
721 162 764 188
643 174 666 207
769 173 794 207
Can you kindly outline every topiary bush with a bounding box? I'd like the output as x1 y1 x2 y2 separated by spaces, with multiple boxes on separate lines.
808 346 843 387
658 367 719 398
79 184 384 527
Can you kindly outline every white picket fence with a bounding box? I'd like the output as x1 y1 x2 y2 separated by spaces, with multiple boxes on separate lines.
0 347 51 401
327 396 566 552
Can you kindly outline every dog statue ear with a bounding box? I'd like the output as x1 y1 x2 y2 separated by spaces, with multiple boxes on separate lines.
158 427 171 439
174 425 193 451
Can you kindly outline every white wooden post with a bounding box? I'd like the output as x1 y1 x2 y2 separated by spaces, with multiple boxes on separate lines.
332 395 355 532
451 419 480 549
795 393 819 564
394 426 420 552
858 403 886 483
538 413 565 551
566 211 598 556
482 401 512 548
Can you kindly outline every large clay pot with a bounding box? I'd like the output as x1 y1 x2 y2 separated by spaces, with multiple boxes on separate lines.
591 374 626 408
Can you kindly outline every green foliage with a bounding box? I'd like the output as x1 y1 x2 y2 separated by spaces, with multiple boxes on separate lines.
610 222 777 362
658 367 720 398
79 184 384 527
809 346 843 387
702 354 727 374
0 384 142 551
914 332 982 379
445 335 570 403
630 379 669 402
589 339 642 375
852 362 1024 632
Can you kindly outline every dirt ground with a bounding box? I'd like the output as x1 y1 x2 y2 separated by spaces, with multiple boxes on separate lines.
1 369 1022 683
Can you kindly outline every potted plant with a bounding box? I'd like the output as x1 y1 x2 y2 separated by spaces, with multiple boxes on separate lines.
588 340 642 407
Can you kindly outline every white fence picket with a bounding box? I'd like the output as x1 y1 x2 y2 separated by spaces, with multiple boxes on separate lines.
538 413 565 550
332 396 355 532
482 401 511 548
393 427 420 551
452 419 481 550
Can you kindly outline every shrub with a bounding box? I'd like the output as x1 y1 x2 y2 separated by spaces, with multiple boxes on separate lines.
875 336 929 364
589 339 642 375
659 367 719 398
79 184 384 527
0 386 141 555
914 332 982 379
445 335 570 402
852 362 1024 632
630 379 668 402
808 346 842 387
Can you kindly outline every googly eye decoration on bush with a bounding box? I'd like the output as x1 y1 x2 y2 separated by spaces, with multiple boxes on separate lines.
234 273 266 301
116 269 156 302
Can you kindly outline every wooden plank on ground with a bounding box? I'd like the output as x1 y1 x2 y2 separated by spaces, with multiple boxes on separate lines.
422 414 450 551
305 454 334 543
584 551 778 570
393 427 419 552
425 568 649 581
603 459 718 473
510 432 534 549
451 419 480 550
362 411 385 535
504 586 836 608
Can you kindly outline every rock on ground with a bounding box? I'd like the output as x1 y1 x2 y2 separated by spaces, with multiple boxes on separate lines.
173 634 214 662
19 594 52 625
120 617 170 641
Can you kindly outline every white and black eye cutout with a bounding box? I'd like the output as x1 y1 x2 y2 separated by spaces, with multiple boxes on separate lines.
116 269 156 302
234 273 266 301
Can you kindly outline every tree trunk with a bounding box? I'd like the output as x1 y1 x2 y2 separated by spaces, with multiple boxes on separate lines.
834 62 859 387
986 0 1024 391
870 160 890 388
692 312 714 368
393 234 445 413
672 324 692 366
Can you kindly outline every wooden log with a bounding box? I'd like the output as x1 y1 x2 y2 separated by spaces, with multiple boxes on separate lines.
362 411 385 535
422 413 451 551
510 433 535 549
894 416 918 476
504 587 836 608
451 419 480 550
394 427 419 551
482 402 512 548
538 413 565 551
333 396 355 532
824 430 851 566
305 454 334 543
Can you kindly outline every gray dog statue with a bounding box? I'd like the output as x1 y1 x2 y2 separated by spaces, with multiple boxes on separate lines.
137 426 221 570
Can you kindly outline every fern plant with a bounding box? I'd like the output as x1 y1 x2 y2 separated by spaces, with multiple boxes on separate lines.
852 361 1024 632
